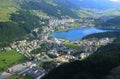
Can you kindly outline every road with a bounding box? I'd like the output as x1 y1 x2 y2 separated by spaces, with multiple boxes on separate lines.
0 62 32 79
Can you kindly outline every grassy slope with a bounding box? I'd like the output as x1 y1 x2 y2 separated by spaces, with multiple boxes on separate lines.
64 42 83 50
0 0 43 47
0 0 19 22
0 50 25 73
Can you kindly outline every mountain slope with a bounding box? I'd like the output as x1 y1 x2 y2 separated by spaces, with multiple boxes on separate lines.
68 0 120 9
20 0 79 18
0 10 41 48
0 0 120 48
0 0 79 48
102 16 120 27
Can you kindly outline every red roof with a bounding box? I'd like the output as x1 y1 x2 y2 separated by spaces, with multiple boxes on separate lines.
18 77 24 79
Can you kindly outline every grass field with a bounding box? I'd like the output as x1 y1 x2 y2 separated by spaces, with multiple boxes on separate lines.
0 0 18 22
64 42 83 50
0 50 25 73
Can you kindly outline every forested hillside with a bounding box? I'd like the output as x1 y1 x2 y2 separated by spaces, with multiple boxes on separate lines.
102 16 120 27
20 0 78 18
0 10 41 48
0 0 79 48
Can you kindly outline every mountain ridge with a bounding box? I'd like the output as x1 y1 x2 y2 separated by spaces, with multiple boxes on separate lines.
68 0 120 9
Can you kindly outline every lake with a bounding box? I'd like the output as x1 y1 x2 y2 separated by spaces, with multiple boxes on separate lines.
50 28 109 41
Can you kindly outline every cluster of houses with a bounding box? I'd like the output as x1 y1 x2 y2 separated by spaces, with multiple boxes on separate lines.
48 17 95 32
49 18 74 27
6 32 114 62
22 64 45 79
11 40 40 58
77 37 115 59
45 37 115 60
0 15 115 79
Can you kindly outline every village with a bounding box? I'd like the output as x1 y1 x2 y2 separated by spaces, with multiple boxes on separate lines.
0 17 115 79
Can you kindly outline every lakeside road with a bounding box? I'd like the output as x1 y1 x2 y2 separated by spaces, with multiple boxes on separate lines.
0 62 33 79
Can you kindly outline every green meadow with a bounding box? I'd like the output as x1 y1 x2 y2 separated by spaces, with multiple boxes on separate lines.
64 42 83 50
0 0 18 22
0 50 25 73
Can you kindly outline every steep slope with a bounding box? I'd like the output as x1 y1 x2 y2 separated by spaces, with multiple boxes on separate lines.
0 10 41 48
106 66 120 79
102 16 120 28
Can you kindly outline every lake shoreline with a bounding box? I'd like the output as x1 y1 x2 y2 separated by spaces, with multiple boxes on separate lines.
50 27 111 41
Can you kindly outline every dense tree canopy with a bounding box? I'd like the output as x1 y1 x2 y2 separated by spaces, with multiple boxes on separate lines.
0 10 41 48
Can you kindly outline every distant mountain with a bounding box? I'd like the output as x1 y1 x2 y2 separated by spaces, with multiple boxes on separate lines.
20 0 79 18
68 0 120 9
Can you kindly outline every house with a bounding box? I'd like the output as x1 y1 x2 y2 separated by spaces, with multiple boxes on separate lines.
23 66 45 79
18 77 24 79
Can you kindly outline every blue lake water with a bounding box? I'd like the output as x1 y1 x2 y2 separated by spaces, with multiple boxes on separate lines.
50 28 109 41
